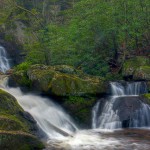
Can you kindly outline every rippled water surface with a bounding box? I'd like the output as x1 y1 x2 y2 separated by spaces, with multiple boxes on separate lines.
46 129 150 150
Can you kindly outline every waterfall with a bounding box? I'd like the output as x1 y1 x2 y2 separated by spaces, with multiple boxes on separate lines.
0 76 77 139
1 83 77 139
111 82 148 96
92 82 150 129
0 46 10 73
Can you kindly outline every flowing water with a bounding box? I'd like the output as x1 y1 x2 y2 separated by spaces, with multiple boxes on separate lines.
0 46 150 149
0 46 10 73
92 82 150 129
1 80 77 139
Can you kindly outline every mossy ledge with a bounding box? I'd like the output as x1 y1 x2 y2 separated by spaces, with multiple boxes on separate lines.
0 89 44 150
10 64 106 96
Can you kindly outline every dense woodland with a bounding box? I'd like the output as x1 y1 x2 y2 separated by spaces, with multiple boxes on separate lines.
0 0 150 77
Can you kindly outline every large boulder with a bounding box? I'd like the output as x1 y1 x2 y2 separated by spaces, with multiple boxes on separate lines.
122 56 150 80
0 89 44 149
9 69 31 87
12 64 106 96
95 96 150 128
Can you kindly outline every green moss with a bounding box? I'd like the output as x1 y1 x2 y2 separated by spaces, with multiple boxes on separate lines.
142 93 150 101
15 62 31 72
11 70 31 87
50 73 104 96
64 96 96 127
0 132 44 150
0 89 44 149
0 89 33 132
134 66 150 80
124 56 149 69
123 56 150 80
12 64 106 96
0 116 25 131
25 64 105 96
27 65 55 91
53 65 77 75
105 73 123 81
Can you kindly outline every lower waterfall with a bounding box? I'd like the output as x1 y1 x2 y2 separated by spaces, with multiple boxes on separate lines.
0 79 150 150
1 80 77 139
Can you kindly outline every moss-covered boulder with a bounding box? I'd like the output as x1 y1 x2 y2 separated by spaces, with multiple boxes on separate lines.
12 64 105 96
9 69 31 87
0 89 44 149
122 56 150 80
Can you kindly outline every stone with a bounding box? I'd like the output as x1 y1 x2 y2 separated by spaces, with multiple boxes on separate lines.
0 89 44 149
12 64 106 96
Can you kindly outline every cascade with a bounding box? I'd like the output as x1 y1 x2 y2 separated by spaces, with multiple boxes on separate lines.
0 46 10 73
0 79 77 139
92 82 150 129
111 82 148 96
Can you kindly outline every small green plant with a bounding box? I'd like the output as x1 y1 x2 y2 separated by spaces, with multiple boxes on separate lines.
15 62 31 71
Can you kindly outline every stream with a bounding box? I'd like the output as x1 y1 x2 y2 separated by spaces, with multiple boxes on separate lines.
0 45 150 150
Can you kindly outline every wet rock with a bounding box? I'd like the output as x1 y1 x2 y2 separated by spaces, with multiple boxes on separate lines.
0 89 44 149
6 69 14 75
112 96 142 121
96 96 150 128
0 38 24 65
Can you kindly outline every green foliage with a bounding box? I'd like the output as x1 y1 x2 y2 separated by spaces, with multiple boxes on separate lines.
24 0 150 77
105 73 123 81
14 62 32 87
1 0 150 77
15 62 31 71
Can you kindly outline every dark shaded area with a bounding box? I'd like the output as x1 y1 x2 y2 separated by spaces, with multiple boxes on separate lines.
0 36 25 66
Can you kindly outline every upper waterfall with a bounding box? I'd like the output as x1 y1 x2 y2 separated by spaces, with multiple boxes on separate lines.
0 46 10 73
110 82 148 96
